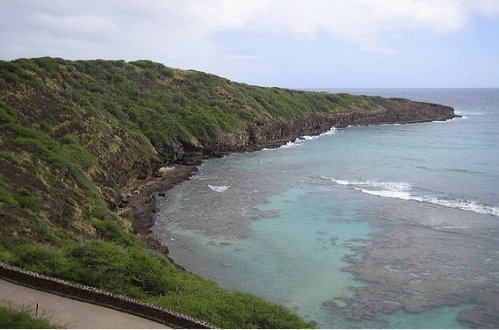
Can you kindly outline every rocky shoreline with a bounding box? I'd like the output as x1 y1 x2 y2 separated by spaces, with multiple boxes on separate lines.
126 165 198 267
127 101 459 266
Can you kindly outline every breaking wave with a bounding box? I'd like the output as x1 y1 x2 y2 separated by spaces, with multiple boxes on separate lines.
208 185 229 192
323 177 499 217
279 139 302 149
279 127 337 149
319 127 337 136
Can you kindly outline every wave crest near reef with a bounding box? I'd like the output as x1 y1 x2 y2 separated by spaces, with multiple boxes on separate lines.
208 185 229 192
322 177 499 217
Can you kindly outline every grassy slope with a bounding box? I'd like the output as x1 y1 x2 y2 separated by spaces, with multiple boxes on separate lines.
0 57 393 328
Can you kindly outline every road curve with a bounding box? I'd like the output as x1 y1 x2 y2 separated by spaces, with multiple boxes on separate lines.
0 279 169 328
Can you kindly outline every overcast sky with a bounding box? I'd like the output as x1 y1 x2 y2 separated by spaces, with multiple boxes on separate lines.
1 0 498 88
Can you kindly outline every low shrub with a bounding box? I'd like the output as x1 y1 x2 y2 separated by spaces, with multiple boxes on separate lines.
0 305 55 329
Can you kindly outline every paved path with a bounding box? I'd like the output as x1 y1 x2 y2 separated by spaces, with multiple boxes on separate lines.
0 279 169 328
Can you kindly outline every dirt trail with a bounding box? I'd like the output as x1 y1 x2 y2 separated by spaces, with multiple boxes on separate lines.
0 279 169 328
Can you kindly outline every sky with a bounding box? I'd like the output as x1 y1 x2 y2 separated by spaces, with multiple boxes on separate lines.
1 0 498 88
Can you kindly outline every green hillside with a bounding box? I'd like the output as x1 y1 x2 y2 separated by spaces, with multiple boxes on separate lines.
0 57 454 328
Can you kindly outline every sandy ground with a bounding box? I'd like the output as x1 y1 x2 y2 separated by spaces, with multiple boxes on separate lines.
0 279 169 328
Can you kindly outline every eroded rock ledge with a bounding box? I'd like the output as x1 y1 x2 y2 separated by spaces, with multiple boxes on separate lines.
211 100 456 153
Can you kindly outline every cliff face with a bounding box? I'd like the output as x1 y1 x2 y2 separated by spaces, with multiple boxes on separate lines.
215 101 456 152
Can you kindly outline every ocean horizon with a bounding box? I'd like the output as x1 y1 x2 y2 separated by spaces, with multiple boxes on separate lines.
153 88 499 328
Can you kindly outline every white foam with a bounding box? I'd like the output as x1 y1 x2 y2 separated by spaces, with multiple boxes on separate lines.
432 120 453 124
208 185 229 192
329 178 412 191
359 188 412 200
301 135 320 140
274 127 337 150
280 138 303 149
320 127 337 136
326 177 499 217
435 225 470 230
333 179 350 186
422 197 499 217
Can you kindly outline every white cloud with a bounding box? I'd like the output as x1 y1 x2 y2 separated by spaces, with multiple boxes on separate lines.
35 14 120 36
468 0 499 18
0 0 483 76
240 0 468 54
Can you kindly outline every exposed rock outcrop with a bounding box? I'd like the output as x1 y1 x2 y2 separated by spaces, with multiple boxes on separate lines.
214 100 456 152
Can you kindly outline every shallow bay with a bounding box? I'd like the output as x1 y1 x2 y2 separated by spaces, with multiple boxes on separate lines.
153 89 499 328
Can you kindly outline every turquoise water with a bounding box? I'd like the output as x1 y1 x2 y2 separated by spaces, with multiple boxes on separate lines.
153 89 499 328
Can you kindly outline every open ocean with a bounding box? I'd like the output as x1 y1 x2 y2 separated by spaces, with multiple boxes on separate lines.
152 89 499 328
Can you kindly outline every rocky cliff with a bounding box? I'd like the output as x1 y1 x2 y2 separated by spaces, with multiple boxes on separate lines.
215 100 455 152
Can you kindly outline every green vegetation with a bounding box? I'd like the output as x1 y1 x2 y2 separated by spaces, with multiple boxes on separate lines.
0 57 398 328
4 238 309 328
0 305 55 329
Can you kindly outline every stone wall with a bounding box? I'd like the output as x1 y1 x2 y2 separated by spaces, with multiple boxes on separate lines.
0 262 212 329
